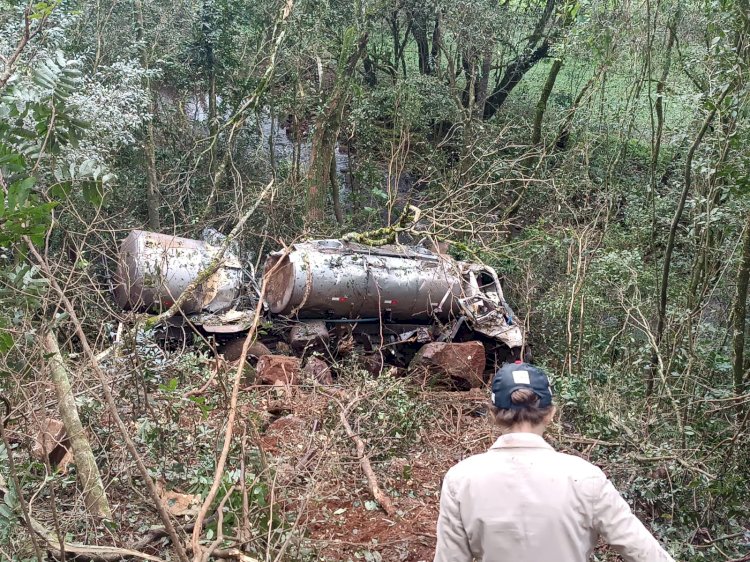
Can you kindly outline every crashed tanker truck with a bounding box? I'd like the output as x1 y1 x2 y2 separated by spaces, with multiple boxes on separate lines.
114 230 525 377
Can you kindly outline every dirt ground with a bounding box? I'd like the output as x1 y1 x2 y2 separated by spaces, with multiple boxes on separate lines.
253 386 499 561
10 356 624 562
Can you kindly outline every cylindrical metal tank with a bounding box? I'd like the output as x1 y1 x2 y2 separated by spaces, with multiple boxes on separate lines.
263 240 473 322
114 230 243 314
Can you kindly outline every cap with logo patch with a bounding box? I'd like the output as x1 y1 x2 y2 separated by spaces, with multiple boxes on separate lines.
491 361 553 410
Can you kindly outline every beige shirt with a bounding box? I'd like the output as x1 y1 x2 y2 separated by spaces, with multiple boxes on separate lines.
434 433 675 562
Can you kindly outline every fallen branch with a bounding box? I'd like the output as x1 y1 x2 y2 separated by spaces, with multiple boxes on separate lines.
0 484 162 562
191 252 289 562
132 515 218 550
337 393 396 516
25 240 191 562
27 514 166 562
342 205 421 246
213 548 260 561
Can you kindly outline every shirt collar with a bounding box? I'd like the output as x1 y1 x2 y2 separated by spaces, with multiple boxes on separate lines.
489 432 554 451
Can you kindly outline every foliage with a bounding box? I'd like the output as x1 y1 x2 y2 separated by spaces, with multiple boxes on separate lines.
1 0 750 559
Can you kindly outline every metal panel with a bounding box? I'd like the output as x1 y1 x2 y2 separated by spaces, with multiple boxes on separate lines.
263 240 470 322
114 230 242 314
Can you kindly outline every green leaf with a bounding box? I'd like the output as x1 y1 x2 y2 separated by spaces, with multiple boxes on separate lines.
82 181 104 206
50 181 73 199
0 329 13 353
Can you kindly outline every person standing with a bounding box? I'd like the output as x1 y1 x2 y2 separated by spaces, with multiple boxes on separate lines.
434 361 676 562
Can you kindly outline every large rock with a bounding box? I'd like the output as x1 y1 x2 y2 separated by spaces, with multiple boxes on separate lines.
219 338 272 361
256 355 301 385
302 356 333 384
409 341 486 389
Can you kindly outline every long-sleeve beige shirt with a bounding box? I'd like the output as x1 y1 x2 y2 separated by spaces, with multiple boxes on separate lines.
434 433 676 562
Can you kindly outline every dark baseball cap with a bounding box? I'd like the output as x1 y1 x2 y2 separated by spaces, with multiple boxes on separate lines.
491 361 553 410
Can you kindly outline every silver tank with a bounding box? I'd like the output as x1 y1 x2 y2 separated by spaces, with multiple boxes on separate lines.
114 230 243 314
263 239 470 322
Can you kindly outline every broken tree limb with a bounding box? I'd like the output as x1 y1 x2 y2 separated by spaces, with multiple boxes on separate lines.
25 511 166 562
342 205 421 246
337 394 396 517
42 329 112 519
191 252 288 562
25 240 191 562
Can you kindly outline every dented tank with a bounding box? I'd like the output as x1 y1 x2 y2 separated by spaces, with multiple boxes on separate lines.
114 230 525 355
264 239 466 322
114 230 243 314
263 239 524 349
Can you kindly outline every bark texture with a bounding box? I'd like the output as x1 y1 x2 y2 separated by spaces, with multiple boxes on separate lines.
43 330 112 519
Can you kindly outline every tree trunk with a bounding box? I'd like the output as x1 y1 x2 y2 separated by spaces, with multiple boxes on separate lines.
650 84 732 395
306 33 367 224
43 330 112 519
144 114 160 230
430 13 441 76
483 41 550 119
330 154 342 224
733 216 750 400
410 13 432 74
134 0 160 230
531 57 563 144
475 47 493 118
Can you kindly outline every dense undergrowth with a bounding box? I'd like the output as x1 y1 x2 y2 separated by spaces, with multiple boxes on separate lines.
2 0 750 560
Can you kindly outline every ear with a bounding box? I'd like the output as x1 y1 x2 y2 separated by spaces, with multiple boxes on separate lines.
544 405 557 426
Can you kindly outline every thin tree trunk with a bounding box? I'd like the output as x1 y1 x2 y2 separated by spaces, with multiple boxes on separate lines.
306 33 367 224
475 47 493 118
531 57 563 144
43 330 112 519
650 84 732 395
431 12 441 76
330 154 342 224
648 8 680 252
483 41 550 119
733 216 750 400
554 65 605 150
134 0 160 230
144 112 160 230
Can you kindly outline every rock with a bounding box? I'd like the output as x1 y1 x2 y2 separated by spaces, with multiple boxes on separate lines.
289 321 329 353
31 418 70 466
260 415 308 456
256 355 301 385
275 341 292 355
358 352 384 376
219 338 272 361
303 356 333 384
409 341 486 389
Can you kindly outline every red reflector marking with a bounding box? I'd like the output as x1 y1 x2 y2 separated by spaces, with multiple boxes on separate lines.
331 297 348 302
384 299 398 305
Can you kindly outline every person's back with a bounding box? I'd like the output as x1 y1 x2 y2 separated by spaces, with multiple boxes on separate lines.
434 362 675 562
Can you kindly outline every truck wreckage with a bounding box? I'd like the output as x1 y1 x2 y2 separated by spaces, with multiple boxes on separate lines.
114 230 525 388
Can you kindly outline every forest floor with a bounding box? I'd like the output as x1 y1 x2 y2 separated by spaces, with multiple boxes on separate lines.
12 351 627 562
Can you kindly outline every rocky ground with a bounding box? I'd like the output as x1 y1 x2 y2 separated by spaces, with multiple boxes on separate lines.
10 339 627 561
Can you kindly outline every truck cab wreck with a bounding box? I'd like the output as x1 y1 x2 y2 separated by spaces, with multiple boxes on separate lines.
114 230 525 387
